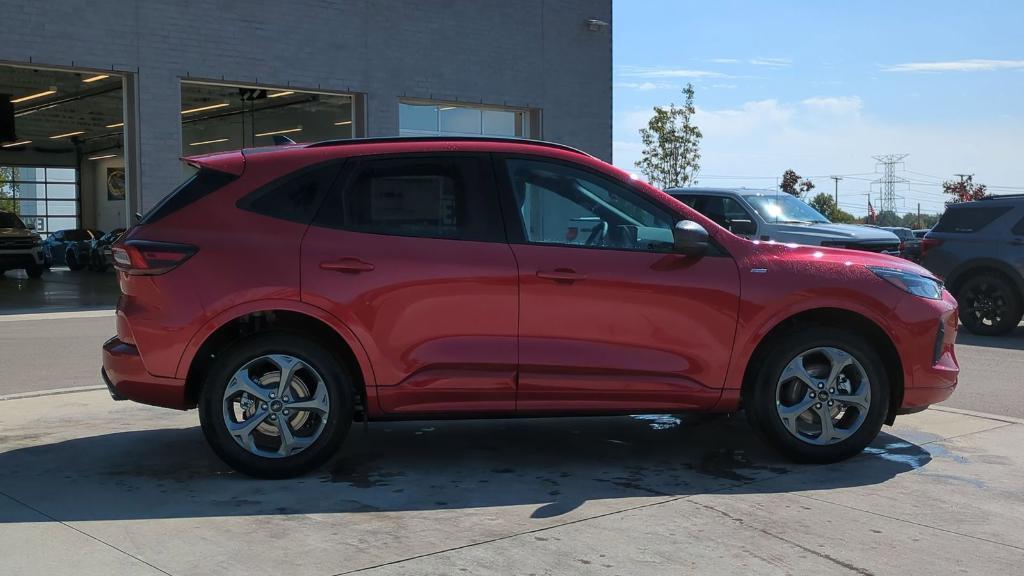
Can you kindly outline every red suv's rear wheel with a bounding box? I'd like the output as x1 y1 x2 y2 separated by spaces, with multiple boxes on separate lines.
199 332 353 478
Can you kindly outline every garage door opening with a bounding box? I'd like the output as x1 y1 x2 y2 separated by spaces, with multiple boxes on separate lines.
0 63 129 313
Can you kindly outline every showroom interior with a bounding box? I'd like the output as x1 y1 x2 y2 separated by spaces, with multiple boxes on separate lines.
0 0 611 313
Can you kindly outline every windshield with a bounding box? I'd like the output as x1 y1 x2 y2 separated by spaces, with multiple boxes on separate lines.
745 194 830 224
0 212 27 229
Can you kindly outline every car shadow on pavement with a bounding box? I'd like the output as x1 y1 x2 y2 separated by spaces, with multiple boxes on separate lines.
0 415 932 523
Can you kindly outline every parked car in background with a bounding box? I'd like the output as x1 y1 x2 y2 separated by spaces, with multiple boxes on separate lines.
668 188 901 253
43 228 103 270
102 137 958 478
920 195 1024 335
882 226 920 262
0 211 46 278
87 228 127 272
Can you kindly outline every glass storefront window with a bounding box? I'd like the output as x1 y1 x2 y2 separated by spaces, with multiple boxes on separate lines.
180 81 356 156
0 166 79 236
399 101 531 138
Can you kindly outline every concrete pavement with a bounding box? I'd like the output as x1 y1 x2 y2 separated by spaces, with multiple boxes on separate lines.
1 389 1022 575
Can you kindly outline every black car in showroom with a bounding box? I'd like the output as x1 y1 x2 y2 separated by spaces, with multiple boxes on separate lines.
87 228 127 272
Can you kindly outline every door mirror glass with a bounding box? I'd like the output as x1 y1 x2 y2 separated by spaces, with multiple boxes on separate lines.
729 218 757 236
672 220 709 256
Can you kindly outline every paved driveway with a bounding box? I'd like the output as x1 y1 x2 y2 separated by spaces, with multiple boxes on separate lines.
1 391 1022 575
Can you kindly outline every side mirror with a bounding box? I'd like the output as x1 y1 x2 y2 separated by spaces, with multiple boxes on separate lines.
672 220 709 256
729 218 757 236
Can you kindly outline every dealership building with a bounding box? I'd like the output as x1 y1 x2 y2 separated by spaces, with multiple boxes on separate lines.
0 0 612 236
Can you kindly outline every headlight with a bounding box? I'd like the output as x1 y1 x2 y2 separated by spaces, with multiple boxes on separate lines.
868 266 942 300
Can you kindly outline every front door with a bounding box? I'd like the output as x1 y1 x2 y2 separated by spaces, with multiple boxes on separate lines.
301 154 518 415
497 156 741 413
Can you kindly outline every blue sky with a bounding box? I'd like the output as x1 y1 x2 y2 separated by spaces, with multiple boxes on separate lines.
612 0 1024 215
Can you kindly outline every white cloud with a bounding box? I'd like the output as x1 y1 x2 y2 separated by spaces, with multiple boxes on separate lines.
709 58 741 64
618 65 727 79
749 57 792 67
801 96 863 115
614 81 673 91
883 59 1024 72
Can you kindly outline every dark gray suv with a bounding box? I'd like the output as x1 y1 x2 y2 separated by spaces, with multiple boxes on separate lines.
921 195 1024 335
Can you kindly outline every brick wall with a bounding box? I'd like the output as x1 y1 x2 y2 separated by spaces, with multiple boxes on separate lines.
0 0 612 209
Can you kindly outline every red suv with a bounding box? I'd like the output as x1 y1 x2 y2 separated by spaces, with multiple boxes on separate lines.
102 137 959 478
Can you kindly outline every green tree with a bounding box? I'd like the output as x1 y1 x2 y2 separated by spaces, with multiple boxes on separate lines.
876 210 901 227
942 175 987 205
636 83 702 189
779 169 815 197
0 166 19 214
807 192 855 223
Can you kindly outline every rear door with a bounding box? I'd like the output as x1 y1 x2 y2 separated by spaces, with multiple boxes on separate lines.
301 153 519 415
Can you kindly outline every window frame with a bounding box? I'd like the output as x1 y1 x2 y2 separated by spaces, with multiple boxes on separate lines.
311 152 507 243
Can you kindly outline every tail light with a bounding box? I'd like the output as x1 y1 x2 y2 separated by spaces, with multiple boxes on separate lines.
898 241 905 252
919 238 943 258
112 240 197 275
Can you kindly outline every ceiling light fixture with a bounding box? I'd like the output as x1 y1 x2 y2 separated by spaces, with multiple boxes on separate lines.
254 127 302 137
87 154 117 160
267 91 295 98
189 138 229 146
11 88 57 103
106 122 124 128
181 103 230 115
50 131 86 139
438 106 456 111
334 120 352 126
1 140 31 148
83 74 110 83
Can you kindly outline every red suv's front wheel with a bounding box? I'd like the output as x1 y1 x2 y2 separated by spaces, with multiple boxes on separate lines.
747 326 890 463
199 332 353 478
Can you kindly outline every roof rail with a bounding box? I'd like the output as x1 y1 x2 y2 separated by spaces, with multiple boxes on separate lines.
979 193 1024 201
305 135 594 158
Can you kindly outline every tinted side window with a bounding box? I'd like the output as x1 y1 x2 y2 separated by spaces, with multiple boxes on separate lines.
238 161 342 224
933 205 1012 233
671 194 700 208
1012 216 1024 236
325 156 502 242
142 169 238 224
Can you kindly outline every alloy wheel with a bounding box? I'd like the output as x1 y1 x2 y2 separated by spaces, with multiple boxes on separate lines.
963 281 1010 329
221 354 331 459
774 347 871 446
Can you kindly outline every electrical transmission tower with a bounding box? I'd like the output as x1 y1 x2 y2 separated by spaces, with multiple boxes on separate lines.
871 154 909 214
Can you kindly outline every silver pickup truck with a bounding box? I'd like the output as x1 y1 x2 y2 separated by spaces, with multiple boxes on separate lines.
667 187 901 253
0 211 46 278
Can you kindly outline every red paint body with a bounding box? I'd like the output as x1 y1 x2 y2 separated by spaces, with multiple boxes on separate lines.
102 139 958 421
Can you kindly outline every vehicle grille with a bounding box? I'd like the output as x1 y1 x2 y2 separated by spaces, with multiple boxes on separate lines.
821 240 900 253
0 238 37 250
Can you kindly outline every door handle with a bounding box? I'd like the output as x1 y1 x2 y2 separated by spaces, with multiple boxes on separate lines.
536 268 586 283
320 258 375 273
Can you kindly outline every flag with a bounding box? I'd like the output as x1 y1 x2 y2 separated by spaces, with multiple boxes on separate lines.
868 198 876 224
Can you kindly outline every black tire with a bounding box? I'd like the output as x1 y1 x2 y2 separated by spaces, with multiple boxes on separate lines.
25 266 44 279
198 332 354 478
747 325 889 464
956 274 1022 336
66 250 84 271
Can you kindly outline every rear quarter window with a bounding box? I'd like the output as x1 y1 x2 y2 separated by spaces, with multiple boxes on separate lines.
932 205 1012 233
141 168 238 224
1012 216 1024 236
237 161 343 224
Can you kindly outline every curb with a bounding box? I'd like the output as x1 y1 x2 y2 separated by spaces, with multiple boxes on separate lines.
0 385 107 402
0 309 116 322
930 406 1024 426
